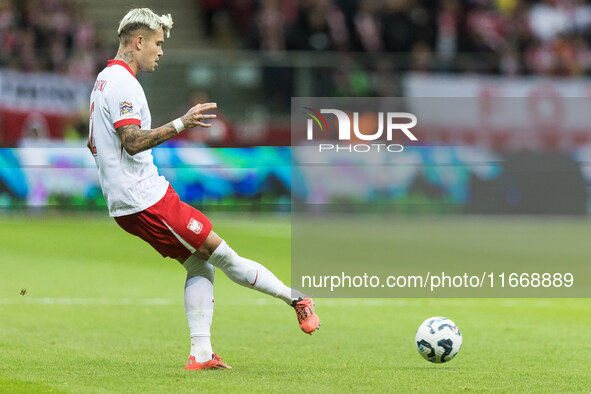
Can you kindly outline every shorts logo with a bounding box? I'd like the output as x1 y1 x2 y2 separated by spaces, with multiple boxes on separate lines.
187 218 203 234
120 101 133 116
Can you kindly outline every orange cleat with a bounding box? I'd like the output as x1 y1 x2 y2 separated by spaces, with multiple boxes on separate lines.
293 297 320 334
184 353 232 370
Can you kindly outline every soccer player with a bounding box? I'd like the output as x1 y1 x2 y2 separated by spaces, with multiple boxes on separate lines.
88 8 319 370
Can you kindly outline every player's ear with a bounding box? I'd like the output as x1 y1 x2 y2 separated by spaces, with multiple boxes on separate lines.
135 35 143 50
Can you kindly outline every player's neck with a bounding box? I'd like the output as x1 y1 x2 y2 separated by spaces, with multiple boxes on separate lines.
114 49 138 75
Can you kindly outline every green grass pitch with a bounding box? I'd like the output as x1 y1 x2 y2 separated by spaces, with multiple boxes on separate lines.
0 214 590 392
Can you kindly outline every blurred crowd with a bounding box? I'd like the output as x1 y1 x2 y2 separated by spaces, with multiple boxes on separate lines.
201 0 591 76
1 0 589 78
0 0 106 79
2 0 588 79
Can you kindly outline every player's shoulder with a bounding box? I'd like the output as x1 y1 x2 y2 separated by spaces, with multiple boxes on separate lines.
97 64 142 96
100 64 136 84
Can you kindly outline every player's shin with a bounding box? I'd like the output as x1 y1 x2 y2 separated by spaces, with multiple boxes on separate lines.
207 240 296 305
183 256 215 363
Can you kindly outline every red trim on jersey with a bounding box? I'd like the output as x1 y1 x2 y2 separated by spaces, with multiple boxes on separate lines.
114 118 141 129
107 60 136 78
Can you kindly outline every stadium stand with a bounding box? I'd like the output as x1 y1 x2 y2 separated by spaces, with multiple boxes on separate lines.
201 0 591 76
0 0 104 78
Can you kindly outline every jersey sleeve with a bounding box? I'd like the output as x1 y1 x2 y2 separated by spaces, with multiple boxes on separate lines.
107 85 144 131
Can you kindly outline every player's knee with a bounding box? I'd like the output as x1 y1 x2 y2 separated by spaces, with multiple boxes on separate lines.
194 246 212 260
205 239 237 271
198 231 223 260
183 254 215 282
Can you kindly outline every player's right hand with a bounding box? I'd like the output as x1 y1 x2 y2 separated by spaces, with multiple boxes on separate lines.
181 102 217 129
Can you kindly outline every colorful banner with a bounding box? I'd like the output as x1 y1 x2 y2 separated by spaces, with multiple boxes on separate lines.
0 69 92 145
0 141 590 215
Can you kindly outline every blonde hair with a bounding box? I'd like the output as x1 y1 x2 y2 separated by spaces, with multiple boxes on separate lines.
118 8 173 42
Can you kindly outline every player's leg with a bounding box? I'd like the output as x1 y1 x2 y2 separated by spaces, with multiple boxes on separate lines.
147 187 319 335
112 193 231 369
182 254 231 369
157 190 295 304
194 231 320 334
182 254 214 362
194 231 295 304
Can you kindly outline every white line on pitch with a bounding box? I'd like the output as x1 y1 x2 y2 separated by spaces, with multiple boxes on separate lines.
0 297 563 307
0 297 176 305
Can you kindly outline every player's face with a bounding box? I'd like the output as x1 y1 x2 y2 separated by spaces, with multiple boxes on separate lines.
139 29 164 73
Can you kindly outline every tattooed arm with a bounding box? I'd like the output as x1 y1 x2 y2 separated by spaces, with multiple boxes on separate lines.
116 102 217 156
117 122 177 156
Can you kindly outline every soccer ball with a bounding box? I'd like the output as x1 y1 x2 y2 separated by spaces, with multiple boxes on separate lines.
415 317 462 363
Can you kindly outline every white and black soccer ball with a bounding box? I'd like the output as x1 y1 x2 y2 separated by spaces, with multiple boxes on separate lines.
415 317 462 363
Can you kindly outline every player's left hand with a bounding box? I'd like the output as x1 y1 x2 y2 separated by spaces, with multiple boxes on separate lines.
181 102 217 128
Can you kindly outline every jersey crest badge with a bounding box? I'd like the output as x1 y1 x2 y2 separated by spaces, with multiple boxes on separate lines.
119 101 133 116
188 218 203 234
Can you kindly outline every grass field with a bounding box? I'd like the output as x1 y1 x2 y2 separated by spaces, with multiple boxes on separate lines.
1 214 590 393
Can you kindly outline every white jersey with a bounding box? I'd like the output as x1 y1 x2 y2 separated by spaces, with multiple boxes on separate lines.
89 60 168 217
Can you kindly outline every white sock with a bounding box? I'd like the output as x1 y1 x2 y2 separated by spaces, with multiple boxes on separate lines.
190 335 213 363
207 240 296 305
183 256 215 363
